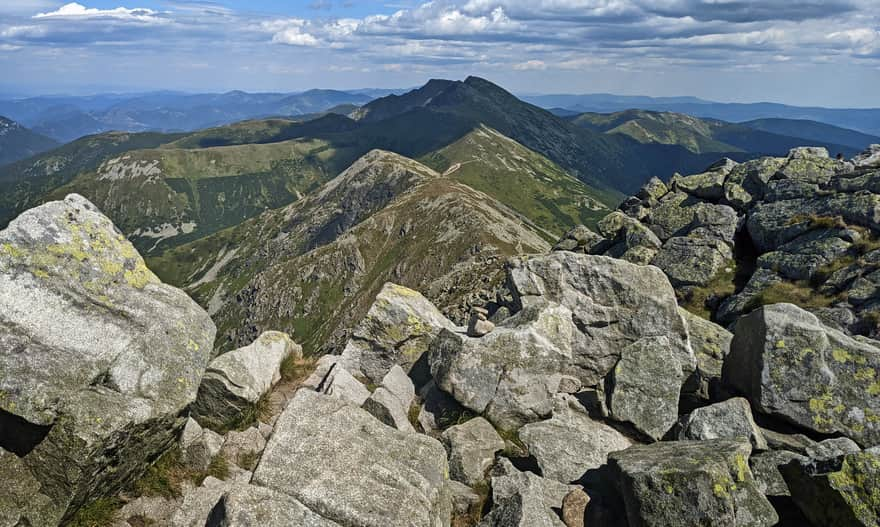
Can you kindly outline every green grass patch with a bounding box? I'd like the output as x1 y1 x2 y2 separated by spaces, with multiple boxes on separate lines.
133 446 231 499
67 497 123 527
750 280 837 310
680 261 739 320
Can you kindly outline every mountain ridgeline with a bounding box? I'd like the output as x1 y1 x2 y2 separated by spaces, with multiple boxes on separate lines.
0 116 58 166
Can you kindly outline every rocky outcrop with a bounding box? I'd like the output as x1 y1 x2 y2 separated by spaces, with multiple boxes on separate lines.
340 282 458 384
506 251 695 387
252 389 451 527
723 303 880 446
607 440 778 527
0 194 216 524
191 331 298 431
480 458 576 527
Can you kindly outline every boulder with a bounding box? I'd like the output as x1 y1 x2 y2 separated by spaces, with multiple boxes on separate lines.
0 194 216 524
429 303 575 430
170 472 252 527
605 336 683 441
506 252 695 387
362 364 416 432
723 303 880 446
853 144 880 168
447 480 483 518
340 282 457 384
607 440 778 527
416 380 465 434
637 176 668 202
552 224 606 254
519 396 633 484
679 308 732 399
252 389 451 527
597 211 662 264
442 416 505 486
480 458 575 527
651 236 732 288
672 160 735 200
191 331 297 431
749 450 806 496
782 447 880 526
207 483 340 527
676 398 768 450
467 309 496 337
180 418 224 472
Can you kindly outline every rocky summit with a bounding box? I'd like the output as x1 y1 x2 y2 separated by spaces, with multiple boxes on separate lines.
2 143 880 527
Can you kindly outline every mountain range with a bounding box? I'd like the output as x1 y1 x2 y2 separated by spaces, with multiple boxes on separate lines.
526 92 880 136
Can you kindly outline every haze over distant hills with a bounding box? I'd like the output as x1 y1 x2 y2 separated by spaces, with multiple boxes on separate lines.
525 93 880 136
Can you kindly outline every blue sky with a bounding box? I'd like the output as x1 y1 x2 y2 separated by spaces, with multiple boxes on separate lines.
0 1 878 107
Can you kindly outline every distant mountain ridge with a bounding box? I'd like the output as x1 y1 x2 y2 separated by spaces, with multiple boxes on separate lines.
0 116 58 166
525 93 880 136
568 109 870 158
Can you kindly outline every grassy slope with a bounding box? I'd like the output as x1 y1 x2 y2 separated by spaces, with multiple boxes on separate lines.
420 125 620 236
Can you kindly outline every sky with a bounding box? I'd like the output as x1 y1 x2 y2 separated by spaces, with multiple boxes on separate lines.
0 1 878 107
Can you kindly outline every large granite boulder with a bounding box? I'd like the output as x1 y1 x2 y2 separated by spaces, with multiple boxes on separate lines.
651 236 732 288
206 483 340 527
723 303 880 446
519 396 633 484
782 447 880 526
340 282 457 384
0 194 216 524
605 336 683 441
191 331 298 431
506 252 695 387
252 388 451 527
441 416 505 486
607 440 777 527
362 364 416 432
680 308 733 399
429 303 576 430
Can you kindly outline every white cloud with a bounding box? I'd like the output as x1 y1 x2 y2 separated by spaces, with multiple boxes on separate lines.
513 59 546 70
34 2 163 23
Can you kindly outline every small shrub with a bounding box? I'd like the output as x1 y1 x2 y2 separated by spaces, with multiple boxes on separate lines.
68 497 123 527
238 450 261 471
680 261 738 320
787 214 847 230
408 401 422 430
200 453 230 484
280 355 317 384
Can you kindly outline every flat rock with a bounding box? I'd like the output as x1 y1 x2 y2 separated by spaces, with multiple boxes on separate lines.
723 303 880 447
0 194 216 524
209 483 340 526
252 389 451 527
608 440 777 527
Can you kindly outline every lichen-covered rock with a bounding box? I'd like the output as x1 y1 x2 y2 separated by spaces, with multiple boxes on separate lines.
429 303 575 430
637 176 669 202
0 194 216 524
192 331 297 431
605 336 683 441
651 236 732 287
597 211 662 264
362 364 416 432
723 303 880 447
552 224 606 254
607 440 778 527
252 389 451 527
340 282 457 384
676 398 767 451
749 450 806 496
442 416 504 486
519 396 633 484
680 308 733 399
853 144 880 168
782 447 880 526
507 252 695 387
672 159 736 200
208 484 341 527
